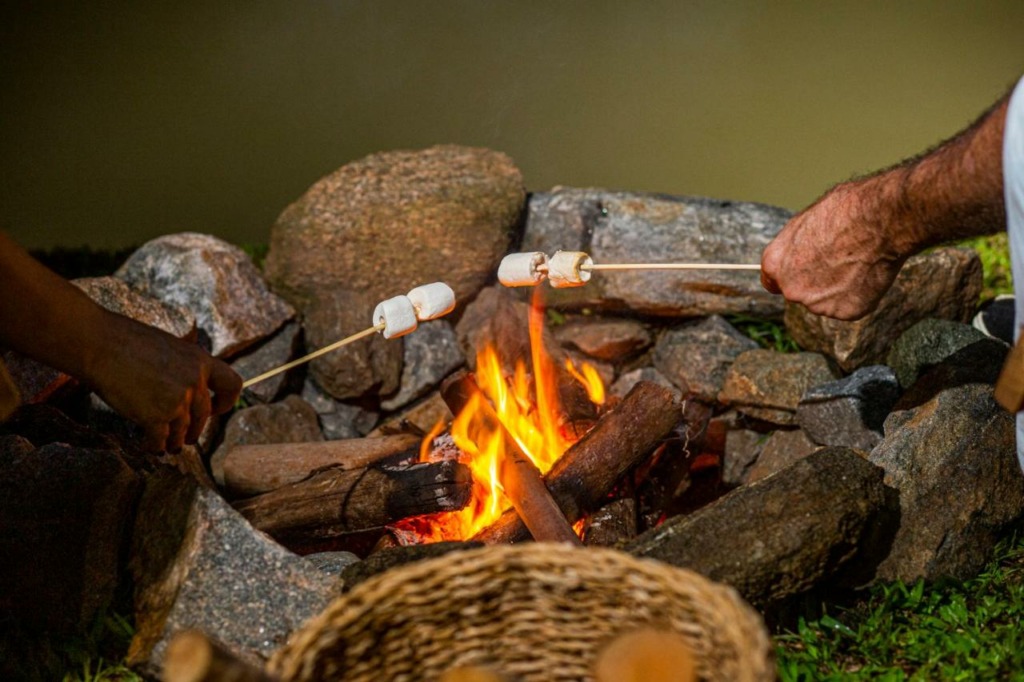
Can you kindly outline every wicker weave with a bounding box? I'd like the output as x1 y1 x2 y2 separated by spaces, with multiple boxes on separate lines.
269 543 774 682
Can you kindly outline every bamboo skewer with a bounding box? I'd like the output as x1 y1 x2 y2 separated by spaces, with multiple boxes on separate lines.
580 262 761 272
241 323 384 388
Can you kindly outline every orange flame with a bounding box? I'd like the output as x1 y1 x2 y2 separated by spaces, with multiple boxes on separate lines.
392 293 606 543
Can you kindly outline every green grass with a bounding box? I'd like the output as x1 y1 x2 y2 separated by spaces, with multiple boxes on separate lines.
727 313 801 353
959 233 1013 301
54 610 142 682
775 531 1024 680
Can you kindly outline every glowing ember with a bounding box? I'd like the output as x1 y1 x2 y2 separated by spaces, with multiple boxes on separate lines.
390 293 605 544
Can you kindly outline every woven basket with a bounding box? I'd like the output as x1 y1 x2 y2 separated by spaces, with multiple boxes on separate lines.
269 543 774 682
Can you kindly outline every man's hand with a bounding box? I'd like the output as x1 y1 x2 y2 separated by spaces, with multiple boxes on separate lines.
85 311 242 452
760 175 912 321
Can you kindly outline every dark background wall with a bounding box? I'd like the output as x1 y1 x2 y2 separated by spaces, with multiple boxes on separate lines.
2 1 1022 249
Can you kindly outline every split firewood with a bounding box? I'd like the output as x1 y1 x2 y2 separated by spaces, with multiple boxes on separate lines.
221 434 420 497
234 460 471 547
593 628 696 682
472 381 682 544
441 372 581 545
163 629 278 682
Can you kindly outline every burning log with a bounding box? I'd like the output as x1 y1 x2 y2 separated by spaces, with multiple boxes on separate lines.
472 381 682 544
220 434 420 497
234 460 471 547
441 372 581 545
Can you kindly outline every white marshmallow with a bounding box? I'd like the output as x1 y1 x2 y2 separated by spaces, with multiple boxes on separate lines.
372 295 418 339
497 252 549 287
407 282 456 321
547 251 593 288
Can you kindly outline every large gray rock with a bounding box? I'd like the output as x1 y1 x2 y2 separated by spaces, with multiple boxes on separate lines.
886 318 991 389
653 315 758 402
381 320 465 411
127 468 337 675
522 189 789 316
454 285 534 372
718 349 840 425
302 288 403 401
264 145 524 314
796 365 901 451
628 448 894 610
785 247 983 372
869 342 1024 582
609 366 680 400
0 438 140 634
116 232 294 357
73 275 196 338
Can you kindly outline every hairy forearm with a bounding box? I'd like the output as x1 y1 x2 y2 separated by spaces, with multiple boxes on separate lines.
864 94 1009 257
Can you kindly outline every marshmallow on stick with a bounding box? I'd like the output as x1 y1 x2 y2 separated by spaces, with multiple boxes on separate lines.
241 282 456 388
497 250 760 288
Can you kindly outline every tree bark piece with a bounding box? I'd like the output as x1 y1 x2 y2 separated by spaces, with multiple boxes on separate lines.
164 630 279 682
441 372 581 545
234 460 471 546
222 434 420 497
472 381 681 544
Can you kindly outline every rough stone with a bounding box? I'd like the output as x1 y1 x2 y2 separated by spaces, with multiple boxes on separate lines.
264 145 524 315
796 365 901 451
231 321 303 404
116 232 294 357
210 395 324 488
653 315 758 402
339 541 484 592
381 320 465 411
127 468 337 675
302 287 403 400
0 350 71 406
870 345 1024 582
73 275 196 339
0 439 140 634
304 551 361 577
610 366 680 400
369 391 454 437
785 247 983 372
886 318 991 389
521 189 789 316
722 428 766 486
719 349 840 425
553 316 653 362
746 429 821 483
628 448 895 610
301 378 379 440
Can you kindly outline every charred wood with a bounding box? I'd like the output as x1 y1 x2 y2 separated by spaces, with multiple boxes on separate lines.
472 381 681 544
234 460 471 547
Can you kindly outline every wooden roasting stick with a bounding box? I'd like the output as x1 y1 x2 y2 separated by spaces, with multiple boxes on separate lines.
242 282 456 388
441 371 582 545
498 250 759 288
164 630 279 682
472 381 682 544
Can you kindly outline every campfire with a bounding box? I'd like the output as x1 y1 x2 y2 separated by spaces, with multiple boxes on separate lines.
227 287 688 554
391 289 606 544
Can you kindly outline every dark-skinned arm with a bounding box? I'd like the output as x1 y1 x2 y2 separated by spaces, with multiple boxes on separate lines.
0 231 241 450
